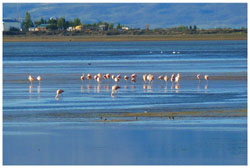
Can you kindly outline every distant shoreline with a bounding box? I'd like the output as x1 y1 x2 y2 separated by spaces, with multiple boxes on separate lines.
3 33 247 42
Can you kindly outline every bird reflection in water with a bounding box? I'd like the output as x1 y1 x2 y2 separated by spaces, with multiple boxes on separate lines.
124 85 128 90
147 84 152 92
164 84 168 93
29 85 33 93
197 83 201 92
131 85 136 91
81 84 84 93
96 84 101 93
205 84 208 89
87 84 91 93
104 85 110 92
37 85 41 99
175 84 180 93
29 85 33 99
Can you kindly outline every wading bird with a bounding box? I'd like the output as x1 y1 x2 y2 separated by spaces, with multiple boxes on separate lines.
131 77 136 83
56 89 64 98
131 73 137 78
204 75 209 83
143 74 147 83
111 85 121 96
37 75 42 84
87 74 92 80
114 77 120 83
28 75 35 84
106 73 110 79
164 75 169 82
147 74 154 83
171 74 175 82
124 75 129 81
158 75 164 80
197 74 201 82
80 74 85 81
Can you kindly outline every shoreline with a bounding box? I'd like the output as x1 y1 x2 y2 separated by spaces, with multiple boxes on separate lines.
3 34 247 42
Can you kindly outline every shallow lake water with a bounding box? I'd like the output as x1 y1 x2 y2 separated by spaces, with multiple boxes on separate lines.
3 40 247 165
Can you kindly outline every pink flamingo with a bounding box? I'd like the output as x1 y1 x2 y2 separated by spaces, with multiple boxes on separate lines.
56 89 64 98
164 75 169 82
28 75 35 84
111 85 121 96
37 75 42 84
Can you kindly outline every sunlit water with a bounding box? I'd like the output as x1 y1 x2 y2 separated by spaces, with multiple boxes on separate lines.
3 41 247 165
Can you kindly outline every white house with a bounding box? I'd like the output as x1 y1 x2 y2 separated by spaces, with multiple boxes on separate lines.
3 19 22 31
122 26 130 31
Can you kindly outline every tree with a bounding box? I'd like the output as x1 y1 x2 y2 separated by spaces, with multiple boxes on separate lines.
108 23 114 30
193 25 197 30
40 18 46 24
73 18 81 27
57 17 66 30
116 23 121 29
22 12 33 31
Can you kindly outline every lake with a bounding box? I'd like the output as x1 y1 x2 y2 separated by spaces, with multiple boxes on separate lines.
3 40 247 165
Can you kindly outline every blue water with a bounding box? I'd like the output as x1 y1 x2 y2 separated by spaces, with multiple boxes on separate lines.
3 40 247 165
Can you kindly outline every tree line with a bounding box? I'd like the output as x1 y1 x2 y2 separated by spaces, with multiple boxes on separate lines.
22 12 124 31
6 11 247 36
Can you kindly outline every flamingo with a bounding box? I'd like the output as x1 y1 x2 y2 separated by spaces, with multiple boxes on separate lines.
111 75 115 80
164 75 169 82
131 73 137 78
204 75 209 83
171 74 175 82
131 77 136 83
147 74 154 83
94 75 98 80
56 89 64 98
111 85 121 96
106 73 110 79
124 75 129 81
116 74 121 80
197 74 201 82
97 77 101 83
175 74 180 83
158 75 164 80
143 74 147 83
103 74 107 80
28 75 35 84
97 73 102 79
37 75 42 84
80 74 85 81
114 77 120 83
87 74 92 80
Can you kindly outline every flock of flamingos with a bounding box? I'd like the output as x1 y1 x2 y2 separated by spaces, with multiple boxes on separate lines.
28 73 209 98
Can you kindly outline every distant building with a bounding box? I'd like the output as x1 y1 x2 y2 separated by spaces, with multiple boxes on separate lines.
35 24 49 31
122 26 130 30
99 24 108 31
28 27 36 31
67 26 75 31
75 25 83 31
3 19 21 31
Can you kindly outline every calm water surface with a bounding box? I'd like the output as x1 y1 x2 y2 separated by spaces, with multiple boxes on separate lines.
3 41 247 165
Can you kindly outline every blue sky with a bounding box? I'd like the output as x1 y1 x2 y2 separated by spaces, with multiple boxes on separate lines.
3 3 247 28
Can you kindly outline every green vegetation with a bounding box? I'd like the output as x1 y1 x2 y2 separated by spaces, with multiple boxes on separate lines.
22 12 33 31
